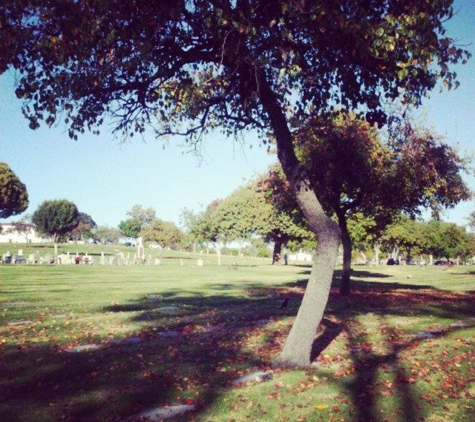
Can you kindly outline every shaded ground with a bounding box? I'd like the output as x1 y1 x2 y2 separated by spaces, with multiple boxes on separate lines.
0 266 474 421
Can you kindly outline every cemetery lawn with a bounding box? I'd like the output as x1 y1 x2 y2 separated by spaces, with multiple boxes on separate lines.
0 251 474 422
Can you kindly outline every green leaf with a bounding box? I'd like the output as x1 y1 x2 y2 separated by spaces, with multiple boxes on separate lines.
397 68 408 80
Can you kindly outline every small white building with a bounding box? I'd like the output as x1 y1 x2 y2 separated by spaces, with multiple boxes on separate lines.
0 223 44 243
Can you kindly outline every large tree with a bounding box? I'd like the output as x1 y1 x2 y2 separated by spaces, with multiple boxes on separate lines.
1 0 469 367
0 162 29 219
31 199 79 254
295 112 470 293
261 112 470 294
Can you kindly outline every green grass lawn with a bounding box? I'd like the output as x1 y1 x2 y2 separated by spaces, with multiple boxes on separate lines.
0 247 474 422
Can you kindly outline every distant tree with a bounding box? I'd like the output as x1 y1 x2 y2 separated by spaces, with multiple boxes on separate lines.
438 222 472 264
140 219 183 249
32 199 79 255
186 181 312 264
380 215 424 263
193 200 229 266
69 212 97 242
211 184 259 256
421 220 472 264
346 213 380 264
256 172 314 263
421 220 446 264
185 195 259 265
0 162 29 219
118 218 141 239
180 208 206 253
94 225 122 245
126 205 156 229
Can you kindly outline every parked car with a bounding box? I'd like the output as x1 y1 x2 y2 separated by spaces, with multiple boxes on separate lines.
149 243 161 250
387 258 399 265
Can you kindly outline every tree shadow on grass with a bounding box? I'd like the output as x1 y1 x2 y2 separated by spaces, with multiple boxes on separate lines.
0 285 295 422
301 268 475 421
341 319 428 422
310 310 475 422
0 341 181 422
295 267 395 279
1 269 474 422
310 318 345 362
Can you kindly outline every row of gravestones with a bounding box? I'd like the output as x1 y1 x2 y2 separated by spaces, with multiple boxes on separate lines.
1 250 163 266
2 249 206 267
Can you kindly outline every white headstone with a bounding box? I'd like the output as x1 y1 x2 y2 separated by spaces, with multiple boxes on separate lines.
137 237 144 260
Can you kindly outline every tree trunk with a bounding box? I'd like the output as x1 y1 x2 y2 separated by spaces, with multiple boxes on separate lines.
213 244 222 266
257 71 341 367
273 191 340 368
406 246 412 264
272 240 283 265
391 244 400 260
338 217 353 296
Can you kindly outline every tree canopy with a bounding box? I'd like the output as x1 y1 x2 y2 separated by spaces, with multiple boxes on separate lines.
0 162 29 219
119 205 157 238
126 205 156 229
421 219 473 263
31 199 79 245
118 218 142 239
140 219 183 249
265 111 471 294
1 0 470 367
94 225 122 245
1 0 469 138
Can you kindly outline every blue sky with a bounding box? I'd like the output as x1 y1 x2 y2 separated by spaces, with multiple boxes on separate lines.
0 0 474 229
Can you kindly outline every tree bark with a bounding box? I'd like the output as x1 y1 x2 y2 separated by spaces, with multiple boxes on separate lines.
273 202 340 368
257 70 341 367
